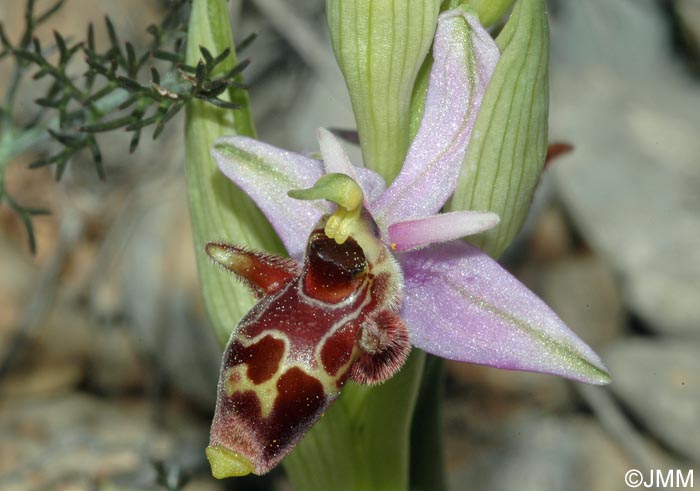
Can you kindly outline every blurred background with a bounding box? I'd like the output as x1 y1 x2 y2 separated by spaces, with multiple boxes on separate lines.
0 0 699 490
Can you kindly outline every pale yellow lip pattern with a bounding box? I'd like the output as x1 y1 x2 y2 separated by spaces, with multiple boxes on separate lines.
206 445 255 478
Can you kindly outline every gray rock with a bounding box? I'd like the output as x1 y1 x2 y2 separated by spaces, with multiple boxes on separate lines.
0 393 210 491
605 338 700 461
526 205 575 261
517 254 624 349
446 361 573 412
549 0 700 335
449 415 631 491
674 0 700 60
118 179 222 409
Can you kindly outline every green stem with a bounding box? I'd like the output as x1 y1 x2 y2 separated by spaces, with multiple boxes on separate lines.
409 355 446 491
285 351 426 491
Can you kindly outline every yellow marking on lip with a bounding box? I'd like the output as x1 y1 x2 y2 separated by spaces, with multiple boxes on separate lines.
223 332 290 418
224 323 363 418
225 356 353 418
224 364 279 418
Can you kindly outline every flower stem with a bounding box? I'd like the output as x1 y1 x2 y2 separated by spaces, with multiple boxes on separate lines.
409 355 446 491
285 351 426 491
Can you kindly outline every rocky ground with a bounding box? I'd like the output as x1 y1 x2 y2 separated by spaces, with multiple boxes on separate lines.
1 1 699 490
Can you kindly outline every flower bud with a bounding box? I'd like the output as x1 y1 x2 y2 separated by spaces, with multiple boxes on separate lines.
447 0 549 258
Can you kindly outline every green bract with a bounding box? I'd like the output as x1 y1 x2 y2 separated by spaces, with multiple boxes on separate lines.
448 0 549 258
326 0 441 182
471 0 517 27
184 0 284 345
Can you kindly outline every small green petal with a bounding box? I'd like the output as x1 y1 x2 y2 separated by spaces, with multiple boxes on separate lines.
288 173 364 214
289 173 364 244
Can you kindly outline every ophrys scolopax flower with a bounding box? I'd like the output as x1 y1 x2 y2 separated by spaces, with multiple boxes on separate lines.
204 10 610 478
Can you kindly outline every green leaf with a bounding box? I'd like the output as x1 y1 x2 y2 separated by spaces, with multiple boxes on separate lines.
185 0 282 345
447 0 549 258
326 0 441 182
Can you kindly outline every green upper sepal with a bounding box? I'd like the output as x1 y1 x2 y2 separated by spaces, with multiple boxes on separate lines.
326 0 441 183
470 0 517 27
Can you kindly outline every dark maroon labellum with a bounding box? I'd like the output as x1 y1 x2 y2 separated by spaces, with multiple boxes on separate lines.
206 223 410 476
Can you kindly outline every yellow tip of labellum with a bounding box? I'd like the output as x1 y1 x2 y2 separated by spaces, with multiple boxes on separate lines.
206 445 255 478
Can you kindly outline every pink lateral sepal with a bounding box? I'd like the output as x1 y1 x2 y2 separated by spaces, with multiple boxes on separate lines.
400 242 611 385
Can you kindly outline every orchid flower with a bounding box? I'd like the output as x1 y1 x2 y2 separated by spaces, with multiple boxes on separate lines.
203 10 610 479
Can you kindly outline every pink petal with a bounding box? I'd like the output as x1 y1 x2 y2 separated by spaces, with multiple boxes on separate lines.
317 128 386 204
212 136 330 259
388 211 499 252
373 12 500 228
400 242 611 384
